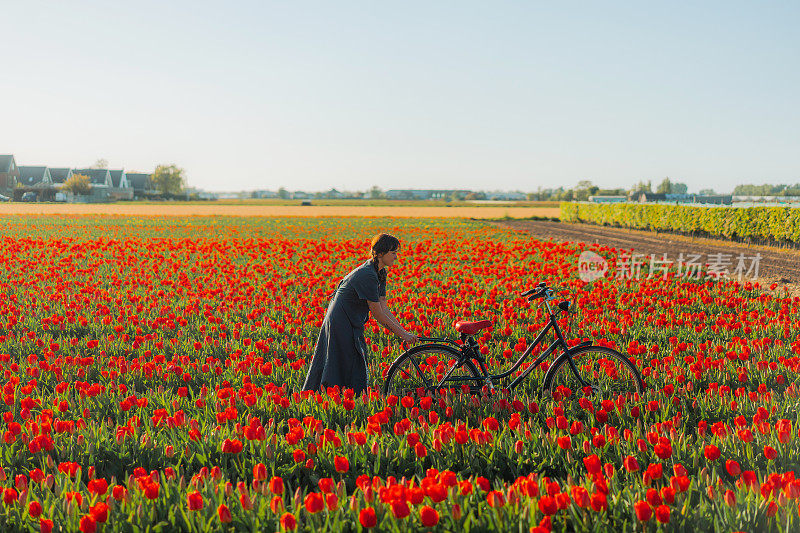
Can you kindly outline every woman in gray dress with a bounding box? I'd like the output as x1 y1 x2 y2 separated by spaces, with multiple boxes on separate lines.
301 233 418 396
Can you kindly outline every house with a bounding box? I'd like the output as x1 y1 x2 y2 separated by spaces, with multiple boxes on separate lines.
49 168 74 186
589 195 627 203
72 169 112 187
633 191 732 205
292 191 311 199
126 173 152 197
634 192 667 203
693 195 732 205
252 190 277 199
485 191 527 201
732 195 796 204
109 170 129 188
17 166 53 187
0 155 20 195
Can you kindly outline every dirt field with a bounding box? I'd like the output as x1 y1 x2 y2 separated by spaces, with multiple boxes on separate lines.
0 204 560 219
493 219 800 295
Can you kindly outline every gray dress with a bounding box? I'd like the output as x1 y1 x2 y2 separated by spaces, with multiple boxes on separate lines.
302 260 387 395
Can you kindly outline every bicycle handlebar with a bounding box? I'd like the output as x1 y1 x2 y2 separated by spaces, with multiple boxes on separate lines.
521 282 550 301
520 283 568 305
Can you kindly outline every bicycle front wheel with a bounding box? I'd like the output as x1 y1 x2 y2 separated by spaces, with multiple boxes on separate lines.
545 346 644 402
383 345 482 397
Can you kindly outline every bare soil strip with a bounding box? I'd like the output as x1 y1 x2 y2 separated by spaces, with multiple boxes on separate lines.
0 204 560 219
492 219 800 295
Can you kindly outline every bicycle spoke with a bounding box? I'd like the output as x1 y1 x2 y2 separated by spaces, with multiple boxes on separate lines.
549 348 641 403
386 348 481 397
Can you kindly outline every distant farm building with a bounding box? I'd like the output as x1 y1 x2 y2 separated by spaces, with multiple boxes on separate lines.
49 168 74 186
0 155 20 196
18 166 52 187
125 172 156 199
589 195 627 203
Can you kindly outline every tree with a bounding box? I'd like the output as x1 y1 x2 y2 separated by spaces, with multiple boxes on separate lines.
597 188 626 196
465 191 486 200
277 187 290 199
448 191 465 202
368 186 384 199
90 159 109 169
698 188 717 195
151 164 186 196
671 182 688 194
630 180 652 194
656 177 672 194
63 174 92 195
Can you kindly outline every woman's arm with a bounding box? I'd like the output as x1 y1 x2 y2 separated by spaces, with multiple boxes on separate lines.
368 300 416 342
379 297 405 331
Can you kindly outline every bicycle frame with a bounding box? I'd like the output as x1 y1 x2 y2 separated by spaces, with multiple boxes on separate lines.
417 301 592 391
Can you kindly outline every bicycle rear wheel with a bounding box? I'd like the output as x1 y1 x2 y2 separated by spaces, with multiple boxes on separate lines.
545 346 644 402
383 345 482 397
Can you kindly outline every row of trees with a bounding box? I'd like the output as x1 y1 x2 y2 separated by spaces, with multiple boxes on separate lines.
526 177 714 202
732 183 800 196
272 187 491 202
267 177 718 203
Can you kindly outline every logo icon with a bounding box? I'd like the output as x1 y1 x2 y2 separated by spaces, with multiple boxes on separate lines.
578 251 608 282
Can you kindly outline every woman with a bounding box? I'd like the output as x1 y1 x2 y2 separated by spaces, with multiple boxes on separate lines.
302 233 418 396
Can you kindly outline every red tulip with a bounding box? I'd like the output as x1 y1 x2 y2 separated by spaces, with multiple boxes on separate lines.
391 500 410 518
487 490 505 507
704 445 721 461
269 476 285 495
414 442 427 458
726 460 741 477
623 455 640 472
187 492 203 511
334 456 350 473
90 503 109 523
634 500 651 521
420 506 439 527
359 508 377 528
87 478 108 496
538 495 558 515
27 501 42 518
571 487 590 508
217 504 232 523
655 505 670 524
583 454 601 475
304 493 324 514
79 515 96 533
280 512 297 530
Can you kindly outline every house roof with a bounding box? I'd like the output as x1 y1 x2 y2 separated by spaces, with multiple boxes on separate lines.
18 166 50 185
49 168 72 183
0 155 16 173
126 173 151 190
640 192 667 200
109 169 126 187
72 169 110 185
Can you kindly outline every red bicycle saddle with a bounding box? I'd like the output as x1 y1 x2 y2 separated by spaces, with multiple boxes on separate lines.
455 320 492 336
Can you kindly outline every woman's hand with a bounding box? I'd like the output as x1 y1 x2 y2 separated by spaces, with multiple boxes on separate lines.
400 331 418 344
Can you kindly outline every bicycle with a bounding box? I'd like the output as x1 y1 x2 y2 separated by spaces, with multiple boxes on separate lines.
382 282 644 402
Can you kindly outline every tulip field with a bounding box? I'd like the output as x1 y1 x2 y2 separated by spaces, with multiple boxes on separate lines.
1 215 800 532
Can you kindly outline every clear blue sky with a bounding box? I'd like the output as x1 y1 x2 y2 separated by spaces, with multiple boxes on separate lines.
2 1 798 193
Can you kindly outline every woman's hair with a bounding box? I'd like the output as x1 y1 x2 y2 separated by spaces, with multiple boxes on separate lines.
370 233 400 271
